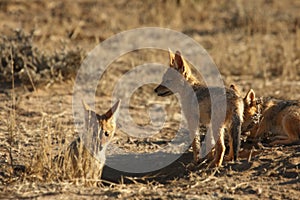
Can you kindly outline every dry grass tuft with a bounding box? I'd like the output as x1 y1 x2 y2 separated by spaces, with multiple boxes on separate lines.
0 0 299 199
0 30 84 89
23 114 107 187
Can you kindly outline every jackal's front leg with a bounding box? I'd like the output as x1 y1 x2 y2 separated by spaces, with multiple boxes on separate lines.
253 117 268 139
192 132 201 162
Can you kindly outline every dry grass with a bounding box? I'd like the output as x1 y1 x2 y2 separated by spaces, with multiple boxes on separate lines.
0 0 300 199
0 30 84 90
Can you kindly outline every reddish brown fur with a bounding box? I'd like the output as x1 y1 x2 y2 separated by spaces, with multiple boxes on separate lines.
241 89 300 145
55 100 120 185
155 50 244 167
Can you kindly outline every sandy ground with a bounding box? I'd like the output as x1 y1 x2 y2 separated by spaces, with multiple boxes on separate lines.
0 1 299 199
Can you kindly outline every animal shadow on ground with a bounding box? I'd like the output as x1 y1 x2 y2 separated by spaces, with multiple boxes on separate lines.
102 151 193 184
101 139 257 184
102 140 300 185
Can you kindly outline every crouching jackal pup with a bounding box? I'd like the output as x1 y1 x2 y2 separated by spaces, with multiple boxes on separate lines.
55 100 120 183
241 89 300 145
154 50 244 167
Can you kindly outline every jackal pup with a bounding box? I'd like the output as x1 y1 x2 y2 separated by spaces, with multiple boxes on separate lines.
241 89 300 145
154 50 243 167
56 100 120 183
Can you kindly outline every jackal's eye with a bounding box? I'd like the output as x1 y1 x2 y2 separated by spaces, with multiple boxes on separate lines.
104 131 109 137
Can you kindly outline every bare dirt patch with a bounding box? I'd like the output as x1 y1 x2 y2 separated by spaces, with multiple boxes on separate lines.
0 1 299 199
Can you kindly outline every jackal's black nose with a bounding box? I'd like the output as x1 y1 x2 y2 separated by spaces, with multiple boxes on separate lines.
154 87 158 93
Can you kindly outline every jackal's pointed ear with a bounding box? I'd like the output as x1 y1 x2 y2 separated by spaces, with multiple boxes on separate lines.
82 100 93 120
230 84 241 96
82 100 97 128
82 100 91 111
104 100 121 123
244 89 256 106
168 48 175 66
174 51 187 73
230 84 236 91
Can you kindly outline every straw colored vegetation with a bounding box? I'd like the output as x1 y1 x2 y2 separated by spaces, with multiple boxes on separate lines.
0 0 299 199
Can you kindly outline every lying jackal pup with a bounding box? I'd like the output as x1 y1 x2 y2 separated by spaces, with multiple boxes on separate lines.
56 100 120 183
242 89 300 145
154 50 244 167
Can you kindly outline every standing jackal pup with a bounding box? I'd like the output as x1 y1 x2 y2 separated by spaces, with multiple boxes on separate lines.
242 89 300 145
154 50 244 167
56 100 120 183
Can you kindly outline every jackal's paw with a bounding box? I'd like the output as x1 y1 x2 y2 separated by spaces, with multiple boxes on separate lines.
193 154 200 164
208 159 222 168
224 155 234 162
186 162 197 170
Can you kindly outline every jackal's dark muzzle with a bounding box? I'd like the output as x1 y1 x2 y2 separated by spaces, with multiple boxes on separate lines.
154 85 173 97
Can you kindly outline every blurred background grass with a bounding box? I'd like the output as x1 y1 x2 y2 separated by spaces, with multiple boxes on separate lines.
0 1 300 198
0 0 299 88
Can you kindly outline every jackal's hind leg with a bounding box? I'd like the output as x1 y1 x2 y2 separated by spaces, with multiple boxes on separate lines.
271 116 300 145
225 135 234 162
208 128 225 168
270 134 299 145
